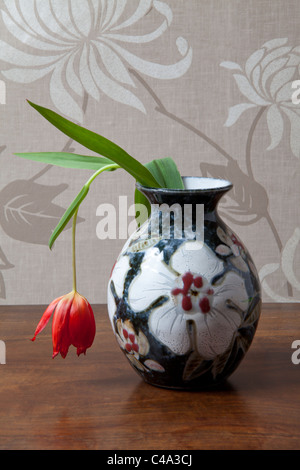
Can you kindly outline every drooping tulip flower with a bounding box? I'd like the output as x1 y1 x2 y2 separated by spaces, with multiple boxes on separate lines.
31 291 96 358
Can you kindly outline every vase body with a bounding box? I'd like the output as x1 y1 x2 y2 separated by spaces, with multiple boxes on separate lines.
107 177 261 389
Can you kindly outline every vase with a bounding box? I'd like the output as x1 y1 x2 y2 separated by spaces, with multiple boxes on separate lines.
107 177 261 389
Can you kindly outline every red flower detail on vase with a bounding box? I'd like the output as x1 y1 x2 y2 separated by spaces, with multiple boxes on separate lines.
171 272 214 314
199 296 210 313
123 328 139 353
115 319 165 373
116 319 149 358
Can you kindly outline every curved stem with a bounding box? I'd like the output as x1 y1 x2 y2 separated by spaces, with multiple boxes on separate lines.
158 108 234 162
72 207 79 292
70 163 119 292
49 164 119 250
245 106 267 179
85 164 120 188
264 210 293 296
129 69 234 162
264 210 282 252
28 164 53 182
246 107 293 296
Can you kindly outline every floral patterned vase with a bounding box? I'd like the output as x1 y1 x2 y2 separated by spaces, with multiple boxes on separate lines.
107 177 261 389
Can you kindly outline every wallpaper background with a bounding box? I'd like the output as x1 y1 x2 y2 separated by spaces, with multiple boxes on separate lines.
0 0 299 305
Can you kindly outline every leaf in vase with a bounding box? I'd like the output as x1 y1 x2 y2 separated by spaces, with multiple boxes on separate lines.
14 151 118 171
0 179 83 245
134 157 184 227
26 100 160 189
200 160 269 225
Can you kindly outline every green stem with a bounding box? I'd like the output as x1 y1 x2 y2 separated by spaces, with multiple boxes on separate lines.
49 163 120 250
72 207 79 292
70 163 119 292
85 163 119 187
129 69 235 163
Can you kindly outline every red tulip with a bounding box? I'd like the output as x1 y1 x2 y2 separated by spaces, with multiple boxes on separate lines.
31 291 96 358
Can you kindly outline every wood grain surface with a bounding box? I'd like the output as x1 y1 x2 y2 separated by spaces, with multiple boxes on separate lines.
0 303 299 450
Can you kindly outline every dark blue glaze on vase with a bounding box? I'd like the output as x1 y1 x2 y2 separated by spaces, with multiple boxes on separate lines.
107 177 261 389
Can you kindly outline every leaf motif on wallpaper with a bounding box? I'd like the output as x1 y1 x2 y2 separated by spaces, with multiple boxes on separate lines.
0 246 14 299
0 179 83 245
0 0 192 121
200 160 269 225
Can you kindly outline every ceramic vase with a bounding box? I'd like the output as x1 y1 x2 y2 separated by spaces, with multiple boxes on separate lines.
107 177 261 389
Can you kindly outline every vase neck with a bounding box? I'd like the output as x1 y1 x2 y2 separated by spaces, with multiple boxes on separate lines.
137 177 233 213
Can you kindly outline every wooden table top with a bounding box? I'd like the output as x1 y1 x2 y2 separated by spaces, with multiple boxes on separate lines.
0 302 299 450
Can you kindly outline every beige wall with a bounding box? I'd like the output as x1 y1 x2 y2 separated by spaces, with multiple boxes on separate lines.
0 0 299 305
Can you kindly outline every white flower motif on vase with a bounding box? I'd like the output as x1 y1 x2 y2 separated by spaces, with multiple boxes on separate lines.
109 241 249 361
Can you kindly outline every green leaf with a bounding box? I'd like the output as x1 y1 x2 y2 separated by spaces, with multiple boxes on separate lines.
49 162 118 249
134 157 184 226
15 152 119 171
134 187 151 228
27 100 160 188
144 157 184 189
49 184 89 250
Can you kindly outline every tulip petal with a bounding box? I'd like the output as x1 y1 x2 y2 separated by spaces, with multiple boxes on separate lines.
52 294 73 358
31 296 63 341
69 293 96 356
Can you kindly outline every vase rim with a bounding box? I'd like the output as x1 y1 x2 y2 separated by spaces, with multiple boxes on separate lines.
136 176 233 193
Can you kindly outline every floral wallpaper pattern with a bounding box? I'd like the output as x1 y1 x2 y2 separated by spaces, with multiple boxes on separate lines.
0 0 299 304
0 0 192 120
